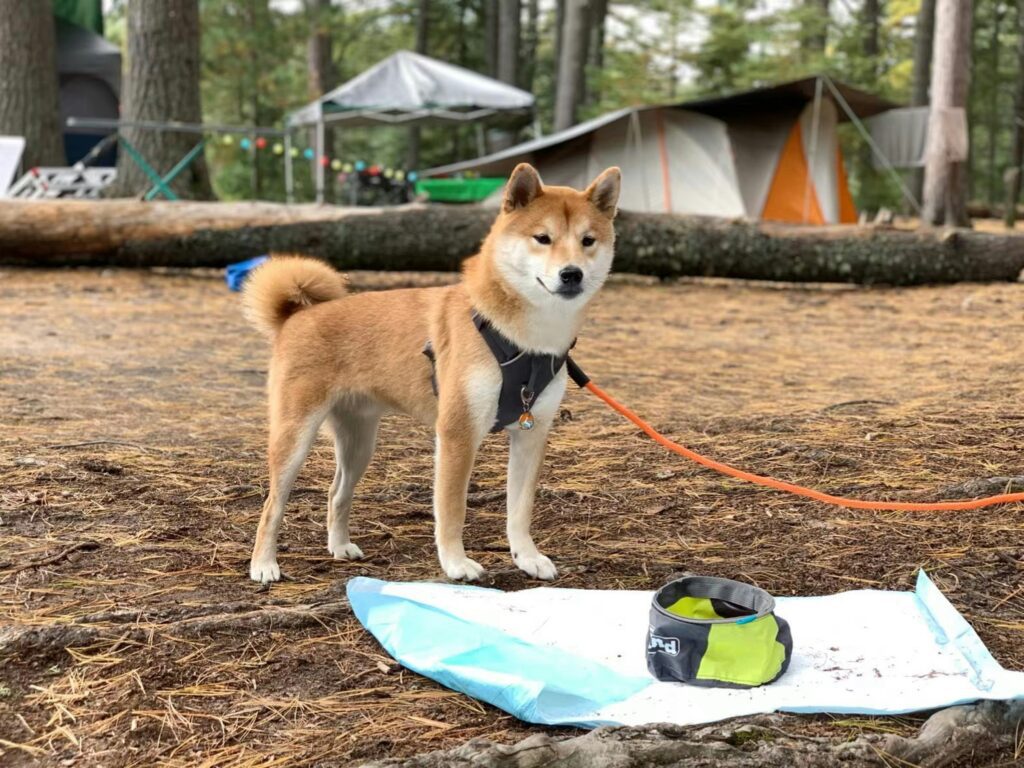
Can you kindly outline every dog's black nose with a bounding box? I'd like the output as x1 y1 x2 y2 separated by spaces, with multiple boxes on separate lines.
559 266 584 287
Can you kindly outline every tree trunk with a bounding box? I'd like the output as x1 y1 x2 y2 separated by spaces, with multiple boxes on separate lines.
249 0 270 201
357 701 1024 768
555 0 565 59
911 0 937 203
863 0 881 63
497 0 521 87
922 0 973 226
586 0 609 105
554 0 590 132
0 0 65 169
109 0 213 200
4 200 1024 286
306 0 336 201
986 3 1005 206
803 0 830 54
1006 0 1024 227
484 0 499 77
858 0 882 197
522 0 540 92
306 0 336 100
407 0 430 171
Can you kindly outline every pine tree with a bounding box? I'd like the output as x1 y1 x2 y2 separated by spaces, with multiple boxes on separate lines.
110 0 213 199
0 0 64 169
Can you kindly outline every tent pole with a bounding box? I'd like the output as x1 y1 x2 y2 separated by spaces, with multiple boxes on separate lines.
822 75 922 214
803 76 824 224
284 131 294 204
315 117 325 205
533 115 543 139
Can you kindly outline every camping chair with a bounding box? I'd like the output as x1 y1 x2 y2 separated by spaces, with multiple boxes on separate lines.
116 135 207 201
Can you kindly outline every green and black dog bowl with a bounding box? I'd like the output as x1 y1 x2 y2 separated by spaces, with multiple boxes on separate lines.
646 576 792 688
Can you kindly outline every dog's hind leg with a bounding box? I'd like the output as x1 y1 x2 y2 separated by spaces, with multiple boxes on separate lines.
250 403 327 583
326 406 380 561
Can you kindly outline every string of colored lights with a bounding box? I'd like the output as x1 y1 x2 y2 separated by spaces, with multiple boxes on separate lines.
217 134 425 182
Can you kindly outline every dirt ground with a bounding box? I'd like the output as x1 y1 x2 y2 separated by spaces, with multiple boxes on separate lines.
2 267 1024 767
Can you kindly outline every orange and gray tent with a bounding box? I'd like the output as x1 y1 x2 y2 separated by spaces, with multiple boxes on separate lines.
423 77 895 224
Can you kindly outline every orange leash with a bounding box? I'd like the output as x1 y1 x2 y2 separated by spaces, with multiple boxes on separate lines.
584 379 1024 512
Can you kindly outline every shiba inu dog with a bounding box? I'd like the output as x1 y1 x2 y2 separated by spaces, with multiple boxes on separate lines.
243 163 620 583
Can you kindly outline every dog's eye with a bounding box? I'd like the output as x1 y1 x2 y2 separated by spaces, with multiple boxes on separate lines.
533 234 551 245
581 235 595 247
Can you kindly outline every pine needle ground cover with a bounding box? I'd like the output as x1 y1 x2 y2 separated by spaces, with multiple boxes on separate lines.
2 268 1023 766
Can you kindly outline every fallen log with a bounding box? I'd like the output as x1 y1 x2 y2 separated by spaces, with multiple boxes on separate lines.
360 700 1024 768
2 199 1024 285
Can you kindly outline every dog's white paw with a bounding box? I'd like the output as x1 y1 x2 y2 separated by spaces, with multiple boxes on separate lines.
514 552 558 580
250 558 281 583
442 556 485 581
329 541 364 560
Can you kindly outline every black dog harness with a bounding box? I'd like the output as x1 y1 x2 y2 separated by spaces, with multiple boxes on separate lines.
423 312 572 433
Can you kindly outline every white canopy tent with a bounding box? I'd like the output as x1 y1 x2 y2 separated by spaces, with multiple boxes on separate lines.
285 51 536 203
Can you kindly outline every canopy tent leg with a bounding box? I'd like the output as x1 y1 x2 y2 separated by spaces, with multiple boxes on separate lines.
315 117 325 205
284 131 294 204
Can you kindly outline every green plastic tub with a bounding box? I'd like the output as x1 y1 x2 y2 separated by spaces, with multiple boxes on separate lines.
415 177 505 203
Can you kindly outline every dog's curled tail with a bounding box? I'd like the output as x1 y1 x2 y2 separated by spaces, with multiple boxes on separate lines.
242 254 347 339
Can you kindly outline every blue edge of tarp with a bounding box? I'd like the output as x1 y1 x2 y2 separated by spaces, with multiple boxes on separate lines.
225 255 269 292
346 571 1014 728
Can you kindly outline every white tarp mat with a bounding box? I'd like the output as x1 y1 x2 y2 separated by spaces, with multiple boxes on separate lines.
348 571 1024 728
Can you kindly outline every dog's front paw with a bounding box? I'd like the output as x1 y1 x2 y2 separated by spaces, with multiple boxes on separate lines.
329 541 364 560
514 551 558 580
249 557 281 583
441 556 485 582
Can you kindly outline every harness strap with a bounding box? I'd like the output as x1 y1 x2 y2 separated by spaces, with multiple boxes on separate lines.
422 311 572 433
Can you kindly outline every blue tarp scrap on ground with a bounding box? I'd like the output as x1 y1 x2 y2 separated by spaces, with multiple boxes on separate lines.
346 572 1024 728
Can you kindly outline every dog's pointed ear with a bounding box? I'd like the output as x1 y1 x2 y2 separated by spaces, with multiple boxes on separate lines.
504 163 543 212
586 167 621 218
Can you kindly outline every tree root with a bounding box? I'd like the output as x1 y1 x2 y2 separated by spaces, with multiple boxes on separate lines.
0 540 100 579
936 475 1024 499
360 701 1024 768
0 599 350 661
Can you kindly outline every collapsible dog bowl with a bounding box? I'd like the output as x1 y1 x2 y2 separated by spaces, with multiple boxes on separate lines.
646 576 792 688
